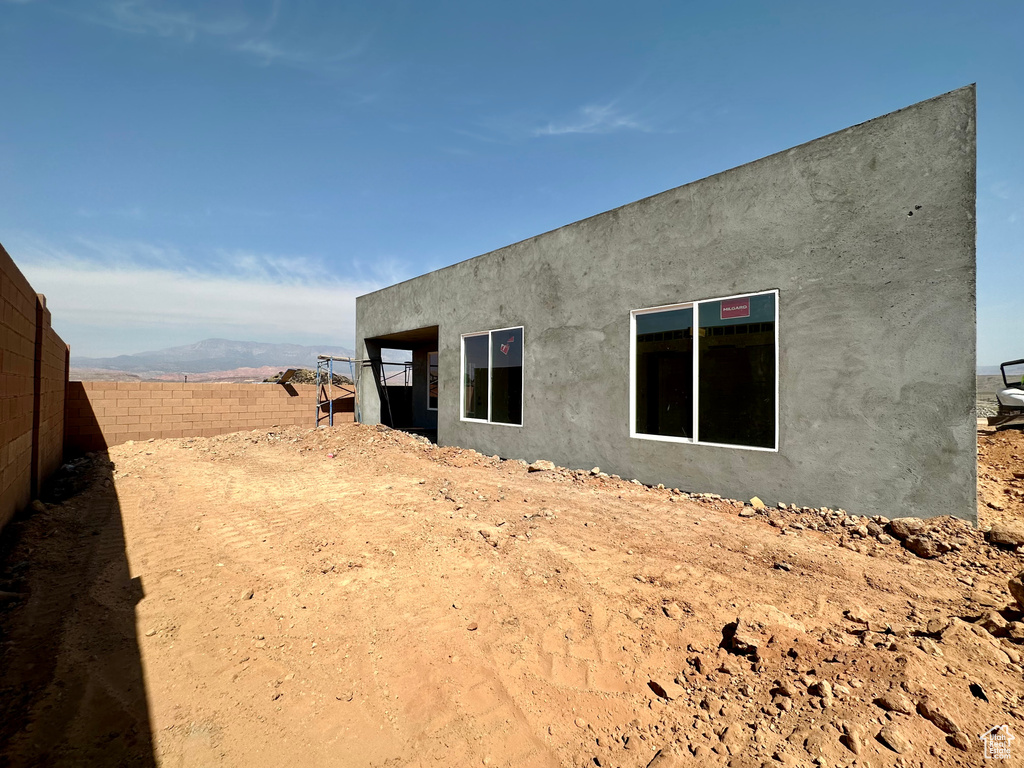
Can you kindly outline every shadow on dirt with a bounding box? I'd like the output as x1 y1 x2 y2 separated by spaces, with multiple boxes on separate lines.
0 454 156 767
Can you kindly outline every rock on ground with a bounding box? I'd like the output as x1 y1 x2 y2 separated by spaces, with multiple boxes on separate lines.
986 524 1024 548
1009 570 1024 610
0 422 1021 768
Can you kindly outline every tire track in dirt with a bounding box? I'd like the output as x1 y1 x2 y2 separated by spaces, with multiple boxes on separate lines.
10 425 1018 768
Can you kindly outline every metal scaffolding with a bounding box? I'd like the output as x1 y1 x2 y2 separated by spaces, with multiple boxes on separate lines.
315 355 360 427
316 353 413 427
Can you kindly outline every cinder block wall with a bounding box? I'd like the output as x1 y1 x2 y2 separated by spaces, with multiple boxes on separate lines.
64 382 353 454
1 243 69 531
36 317 69 492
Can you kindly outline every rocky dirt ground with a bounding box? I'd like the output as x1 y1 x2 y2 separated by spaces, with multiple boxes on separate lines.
1 425 1023 768
977 426 1024 530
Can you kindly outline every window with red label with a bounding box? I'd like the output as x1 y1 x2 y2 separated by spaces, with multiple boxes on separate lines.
631 291 777 450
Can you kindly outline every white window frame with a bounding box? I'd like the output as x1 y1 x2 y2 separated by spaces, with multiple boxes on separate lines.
460 326 525 428
426 350 438 412
629 289 779 452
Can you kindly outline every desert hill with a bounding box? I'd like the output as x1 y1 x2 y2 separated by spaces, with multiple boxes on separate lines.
69 338 356 381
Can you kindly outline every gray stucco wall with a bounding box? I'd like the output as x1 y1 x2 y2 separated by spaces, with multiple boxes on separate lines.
356 86 977 522
411 346 438 430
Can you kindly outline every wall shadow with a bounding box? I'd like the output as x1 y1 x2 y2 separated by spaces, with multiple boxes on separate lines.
316 387 355 423
0 453 156 766
64 381 109 458
378 386 413 429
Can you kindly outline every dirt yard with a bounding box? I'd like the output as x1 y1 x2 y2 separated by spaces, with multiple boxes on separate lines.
1 424 1023 767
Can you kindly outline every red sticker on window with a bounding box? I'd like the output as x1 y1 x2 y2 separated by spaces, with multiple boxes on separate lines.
500 335 515 355
720 298 751 319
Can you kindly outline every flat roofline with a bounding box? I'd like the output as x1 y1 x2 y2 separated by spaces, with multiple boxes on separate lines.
357 84 975 302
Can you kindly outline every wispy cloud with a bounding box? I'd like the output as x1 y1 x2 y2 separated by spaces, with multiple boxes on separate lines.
467 102 655 145
990 181 1014 201
213 248 336 285
67 0 367 74
234 34 369 69
9 234 402 356
83 0 250 42
533 104 650 137
983 181 1023 225
76 205 146 221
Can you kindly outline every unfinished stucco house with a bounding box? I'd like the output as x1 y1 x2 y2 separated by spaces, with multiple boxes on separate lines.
355 86 977 522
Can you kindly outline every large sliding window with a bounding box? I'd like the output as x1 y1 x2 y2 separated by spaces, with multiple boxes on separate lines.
461 326 523 426
630 290 777 451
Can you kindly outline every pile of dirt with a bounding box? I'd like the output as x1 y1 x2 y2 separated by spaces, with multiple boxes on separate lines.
263 368 353 386
0 424 1022 767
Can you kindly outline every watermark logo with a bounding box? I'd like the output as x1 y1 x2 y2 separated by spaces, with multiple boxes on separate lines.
980 725 1015 760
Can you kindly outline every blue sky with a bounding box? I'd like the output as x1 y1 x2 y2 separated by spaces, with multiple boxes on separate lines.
0 1 1019 364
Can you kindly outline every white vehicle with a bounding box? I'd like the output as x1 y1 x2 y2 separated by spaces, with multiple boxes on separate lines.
991 358 1024 429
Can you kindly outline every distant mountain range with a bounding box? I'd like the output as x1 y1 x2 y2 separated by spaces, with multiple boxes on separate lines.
66 338 1013 380
71 338 356 376
978 364 1022 376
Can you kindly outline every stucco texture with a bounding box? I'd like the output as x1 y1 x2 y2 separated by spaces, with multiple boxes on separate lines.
357 86 977 521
